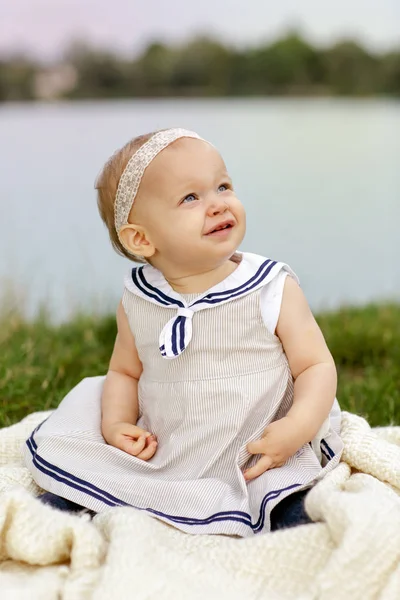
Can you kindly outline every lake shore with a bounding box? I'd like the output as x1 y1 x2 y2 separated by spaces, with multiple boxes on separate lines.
1 303 399 428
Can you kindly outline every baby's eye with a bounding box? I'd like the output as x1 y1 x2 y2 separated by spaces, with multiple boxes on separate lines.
218 183 231 192
181 193 197 204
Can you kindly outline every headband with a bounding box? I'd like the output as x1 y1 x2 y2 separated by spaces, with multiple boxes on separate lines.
114 128 203 239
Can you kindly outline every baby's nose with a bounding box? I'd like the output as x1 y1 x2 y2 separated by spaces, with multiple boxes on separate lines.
209 196 228 215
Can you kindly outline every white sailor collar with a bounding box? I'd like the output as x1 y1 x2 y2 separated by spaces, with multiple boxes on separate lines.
124 253 295 359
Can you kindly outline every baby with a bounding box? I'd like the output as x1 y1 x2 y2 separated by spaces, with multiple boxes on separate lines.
25 128 343 536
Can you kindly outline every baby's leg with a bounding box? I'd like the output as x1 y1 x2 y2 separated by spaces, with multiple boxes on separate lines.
270 488 313 531
38 492 96 517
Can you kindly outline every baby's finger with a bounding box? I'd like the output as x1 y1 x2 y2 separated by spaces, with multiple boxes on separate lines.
120 435 147 456
243 455 274 481
120 424 151 439
145 434 157 447
136 441 158 461
246 438 266 455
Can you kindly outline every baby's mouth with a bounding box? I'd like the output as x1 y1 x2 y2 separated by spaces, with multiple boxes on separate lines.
205 220 235 235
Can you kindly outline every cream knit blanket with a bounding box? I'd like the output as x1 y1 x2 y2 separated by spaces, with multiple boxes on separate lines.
0 411 399 600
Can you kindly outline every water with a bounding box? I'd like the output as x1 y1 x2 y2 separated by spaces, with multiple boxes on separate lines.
1 98 399 321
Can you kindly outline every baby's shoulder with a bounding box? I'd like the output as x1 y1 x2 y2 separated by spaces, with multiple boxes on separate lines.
240 252 299 286
242 254 299 335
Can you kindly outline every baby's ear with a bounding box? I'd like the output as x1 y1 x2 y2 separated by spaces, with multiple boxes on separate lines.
119 224 155 258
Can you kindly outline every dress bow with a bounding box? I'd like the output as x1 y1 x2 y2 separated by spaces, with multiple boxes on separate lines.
159 307 195 359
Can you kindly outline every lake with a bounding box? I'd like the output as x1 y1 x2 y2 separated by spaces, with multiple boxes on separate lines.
0 98 399 321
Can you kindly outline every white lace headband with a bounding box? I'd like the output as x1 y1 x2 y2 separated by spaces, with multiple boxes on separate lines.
114 128 204 238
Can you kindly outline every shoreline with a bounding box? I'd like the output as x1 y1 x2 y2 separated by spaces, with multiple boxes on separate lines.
1 302 399 429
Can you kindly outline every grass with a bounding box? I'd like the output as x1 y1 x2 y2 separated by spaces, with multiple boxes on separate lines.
0 304 399 429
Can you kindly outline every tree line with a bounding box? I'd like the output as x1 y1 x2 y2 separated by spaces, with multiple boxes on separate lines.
1 33 400 101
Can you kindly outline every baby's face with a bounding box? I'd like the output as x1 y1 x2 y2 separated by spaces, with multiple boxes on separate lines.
132 138 246 270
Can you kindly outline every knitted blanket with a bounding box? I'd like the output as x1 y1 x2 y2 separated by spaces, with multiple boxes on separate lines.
0 411 399 600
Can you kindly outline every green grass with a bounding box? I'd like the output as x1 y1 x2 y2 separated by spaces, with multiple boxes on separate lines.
1 304 399 429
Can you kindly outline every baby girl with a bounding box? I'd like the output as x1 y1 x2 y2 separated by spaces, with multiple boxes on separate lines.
25 128 343 536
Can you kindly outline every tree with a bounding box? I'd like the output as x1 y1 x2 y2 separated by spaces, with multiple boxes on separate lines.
65 42 130 98
322 40 380 95
1 34 399 101
240 33 324 94
0 57 36 101
380 50 400 95
170 37 233 95
133 42 175 96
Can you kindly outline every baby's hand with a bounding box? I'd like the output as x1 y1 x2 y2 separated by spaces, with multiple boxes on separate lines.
243 417 304 481
103 422 158 460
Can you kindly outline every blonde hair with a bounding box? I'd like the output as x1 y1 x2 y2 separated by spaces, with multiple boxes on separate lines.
95 131 158 263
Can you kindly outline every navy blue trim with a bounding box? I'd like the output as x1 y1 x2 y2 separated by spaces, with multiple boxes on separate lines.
26 437 127 507
132 259 278 310
320 446 331 462
131 268 174 307
136 268 184 307
171 316 182 356
321 439 335 459
179 317 185 352
144 484 301 532
171 316 187 356
192 259 277 306
27 430 302 532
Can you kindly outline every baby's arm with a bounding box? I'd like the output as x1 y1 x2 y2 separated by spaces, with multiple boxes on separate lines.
276 276 337 442
101 301 157 459
244 277 336 480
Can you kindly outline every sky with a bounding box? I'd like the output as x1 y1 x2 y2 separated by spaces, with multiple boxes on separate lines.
1 0 399 61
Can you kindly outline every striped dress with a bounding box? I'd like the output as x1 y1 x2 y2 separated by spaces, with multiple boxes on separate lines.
24 253 343 537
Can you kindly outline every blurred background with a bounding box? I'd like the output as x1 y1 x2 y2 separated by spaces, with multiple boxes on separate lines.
0 0 399 319
1 1 400 426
